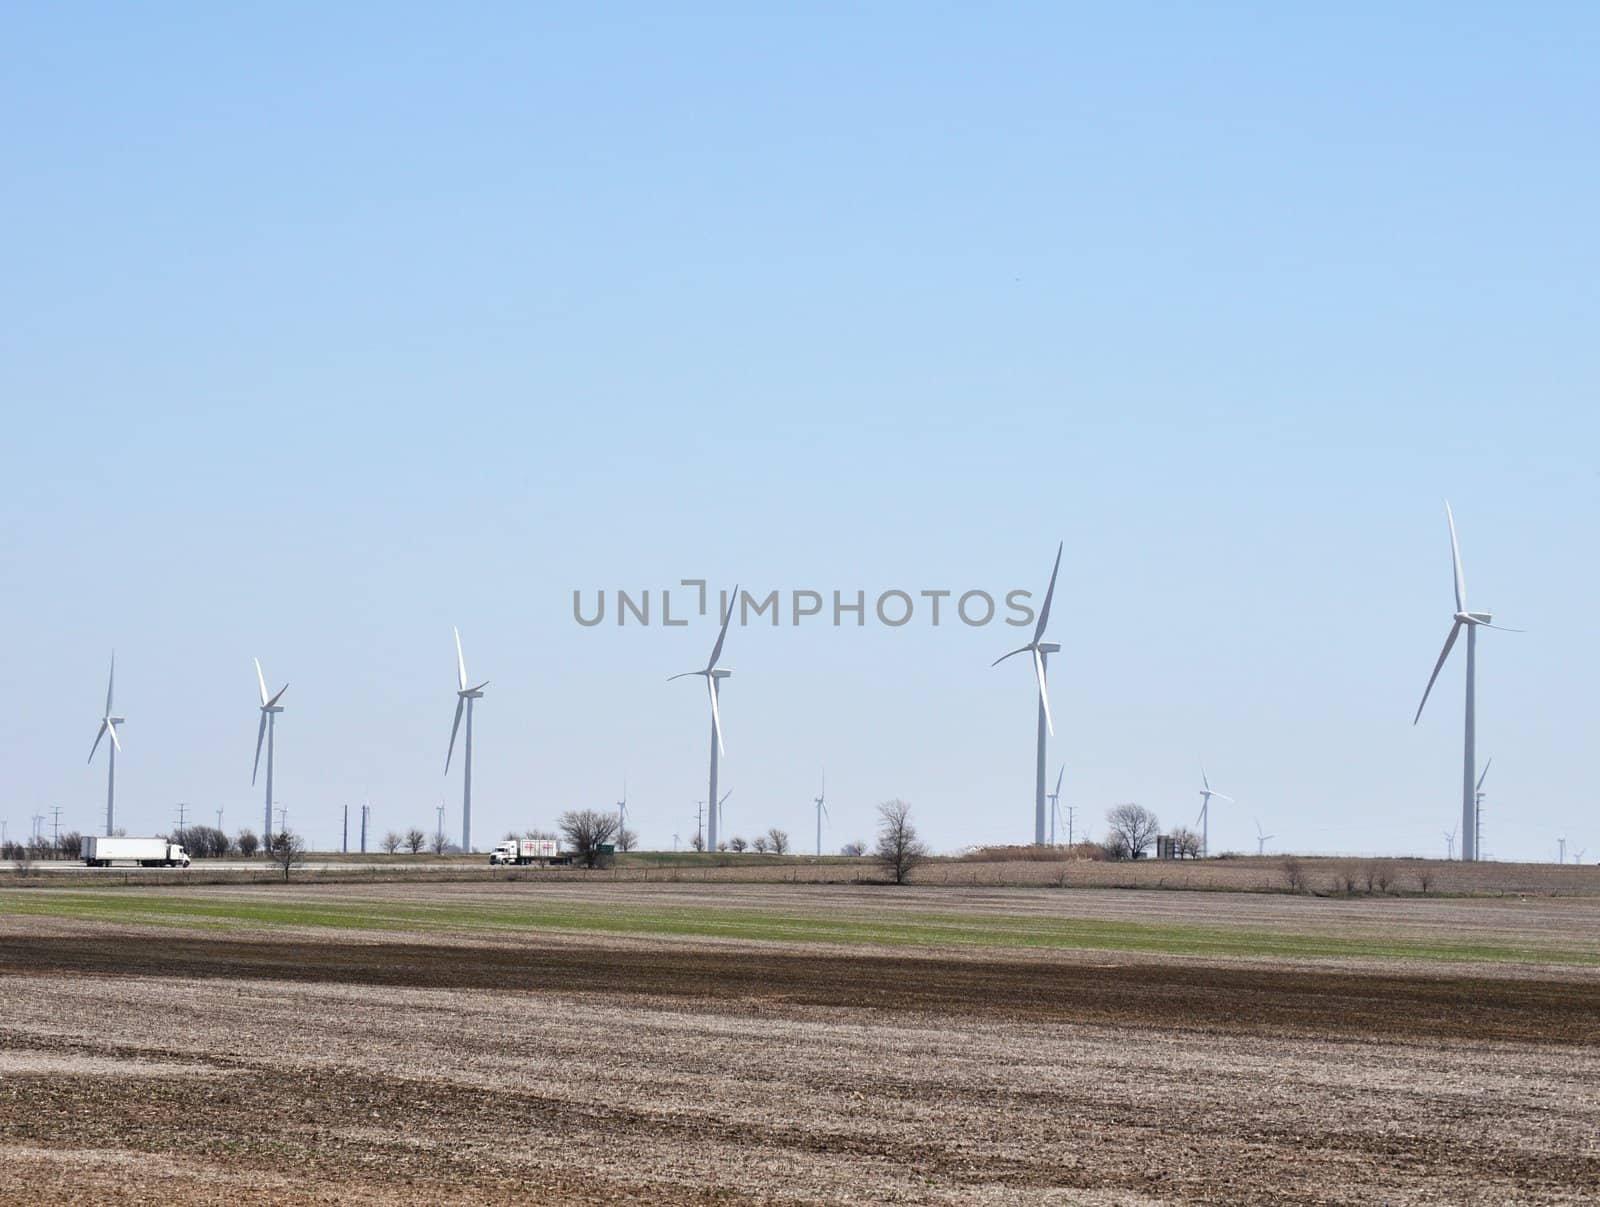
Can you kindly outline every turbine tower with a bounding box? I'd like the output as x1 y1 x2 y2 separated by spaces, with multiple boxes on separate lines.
814 771 828 857
86 655 124 837
717 788 731 841
670 585 737 853
446 627 489 853
1196 769 1232 858
252 659 288 846
1414 502 1515 863
1047 765 1064 846
993 543 1062 845
617 780 628 847
1254 819 1274 857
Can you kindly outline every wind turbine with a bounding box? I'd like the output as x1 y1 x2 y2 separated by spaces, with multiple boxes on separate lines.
445 627 489 853
252 658 288 846
993 543 1062 845
814 771 828 857
617 779 629 847
1414 502 1516 863
1254 819 1274 857
1196 769 1232 858
1444 824 1457 861
716 789 732 841
86 655 124 837
670 585 737 853
1473 758 1492 862
1047 765 1065 846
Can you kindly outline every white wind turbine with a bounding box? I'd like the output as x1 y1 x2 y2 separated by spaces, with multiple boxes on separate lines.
617 780 629 847
1443 824 1457 861
1047 765 1065 846
670 586 737 853
86 655 124 837
1196 769 1231 858
1254 819 1274 856
716 789 732 841
1414 502 1516 863
445 627 489 853
814 771 828 857
252 659 289 845
993 543 1062 845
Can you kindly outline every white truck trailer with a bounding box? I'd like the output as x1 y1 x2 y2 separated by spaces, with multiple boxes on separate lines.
81 836 191 868
489 838 567 866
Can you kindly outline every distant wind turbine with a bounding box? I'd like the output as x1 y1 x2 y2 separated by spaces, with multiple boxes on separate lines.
1414 502 1517 863
717 788 732 839
1196 769 1232 858
617 779 629 845
1443 824 1457 861
445 627 489 853
86 655 124 837
670 586 737 853
814 771 828 857
993 543 1062 845
252 658 288 845
1254 819 1274 857
1047 765 1064 846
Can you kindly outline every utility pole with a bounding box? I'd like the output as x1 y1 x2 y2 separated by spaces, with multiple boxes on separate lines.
275 806 287 836
1066 804 1077 849
50 805 63 849
342 804 349 854
360 803 369 854
175 802 188 831
695 801 704 850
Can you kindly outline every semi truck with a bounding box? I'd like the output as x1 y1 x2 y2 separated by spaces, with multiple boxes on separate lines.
489 838 569 866
81 836 191 868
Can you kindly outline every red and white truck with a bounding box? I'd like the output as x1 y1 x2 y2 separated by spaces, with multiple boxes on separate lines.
488 838 567 866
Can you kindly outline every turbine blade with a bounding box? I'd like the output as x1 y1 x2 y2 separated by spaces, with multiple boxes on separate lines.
1445 501 1466 612
1033 646 1054 738
105 655 115 714
470 680 490 693
720 788 732 805
88 720 107 763
445 697 465 774
1413 620 1462 724
1476 757 1492 792
106 720 121 753
454 627 468 692
1201 767 1211 791
706 584 738 670
708 675 725 757
666 670 699 682
254 658 269 707
991 644 1032 667
252 711 268 785
266 683 289 708
1034 541 1063 642
1214 792 1234 803
1054 764 1065 796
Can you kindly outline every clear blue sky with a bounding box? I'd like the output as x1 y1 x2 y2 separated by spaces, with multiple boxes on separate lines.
2 4 1594 860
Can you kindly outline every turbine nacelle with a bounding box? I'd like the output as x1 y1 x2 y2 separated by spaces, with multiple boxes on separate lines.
1455 611 1493 626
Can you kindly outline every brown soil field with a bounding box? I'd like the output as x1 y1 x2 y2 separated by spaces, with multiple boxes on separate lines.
1 882 1597 1204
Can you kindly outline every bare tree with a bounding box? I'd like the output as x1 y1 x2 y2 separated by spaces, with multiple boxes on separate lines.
430 830 451 855
874 799 928 885
751 835 769 854
404 828 427 855
841 840 866 858
616 827 637 853
523 828 558 841
1105 804 1160 861
766 828 790 856
381 830 403 855
728 835 748 853
559 808 619 869
236 829 260 858
690 832 705 852
269 830 307 882
1171 826 1201 860
1283 857 1306 892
